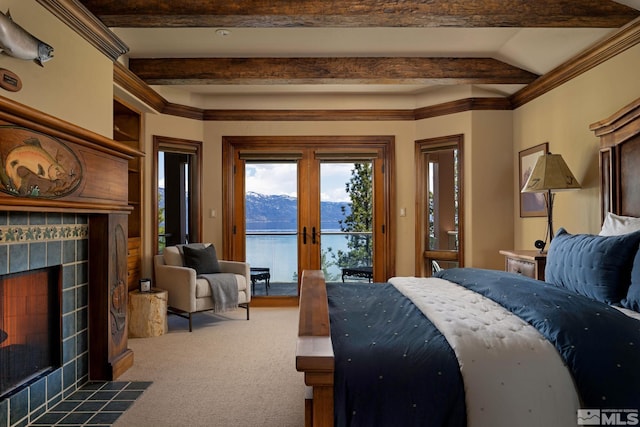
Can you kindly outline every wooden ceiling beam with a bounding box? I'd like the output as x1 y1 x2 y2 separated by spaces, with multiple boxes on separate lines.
80 0 639 28
128 57 539 85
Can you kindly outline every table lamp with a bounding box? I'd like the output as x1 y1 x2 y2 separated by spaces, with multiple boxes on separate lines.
521 152 581 251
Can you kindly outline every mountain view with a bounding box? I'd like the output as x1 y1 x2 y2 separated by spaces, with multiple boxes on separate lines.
246 192 350 231
158 190 351 231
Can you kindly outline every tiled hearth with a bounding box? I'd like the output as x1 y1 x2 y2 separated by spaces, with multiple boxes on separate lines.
29 381 150 426
0 211 90 427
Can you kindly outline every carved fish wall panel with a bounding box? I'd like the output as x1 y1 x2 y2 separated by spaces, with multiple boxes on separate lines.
0 125 82 198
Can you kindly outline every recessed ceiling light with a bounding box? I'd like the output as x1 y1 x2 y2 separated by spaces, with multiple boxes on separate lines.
215 29 231 37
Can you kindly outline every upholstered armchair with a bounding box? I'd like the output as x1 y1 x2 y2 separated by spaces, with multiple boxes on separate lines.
153 244 251 331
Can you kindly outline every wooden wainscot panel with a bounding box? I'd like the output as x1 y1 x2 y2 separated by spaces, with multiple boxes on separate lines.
89 213 134 380
74 145 128 205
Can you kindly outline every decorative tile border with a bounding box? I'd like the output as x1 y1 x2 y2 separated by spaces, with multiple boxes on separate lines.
0 224 88 244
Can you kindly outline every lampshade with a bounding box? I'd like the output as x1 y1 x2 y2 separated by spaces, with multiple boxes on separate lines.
521 153 581 192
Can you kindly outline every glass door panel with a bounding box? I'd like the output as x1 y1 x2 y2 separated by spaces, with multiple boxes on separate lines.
423 144 461 274
320 162 373 283
153 136 202 256
245 162 298 296
158 151 193 249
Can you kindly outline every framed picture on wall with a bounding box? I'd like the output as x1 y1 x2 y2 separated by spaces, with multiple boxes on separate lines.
519 142 548 217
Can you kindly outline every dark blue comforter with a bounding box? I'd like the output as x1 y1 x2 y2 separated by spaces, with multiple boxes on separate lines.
327 282 466 427
437 268 640 409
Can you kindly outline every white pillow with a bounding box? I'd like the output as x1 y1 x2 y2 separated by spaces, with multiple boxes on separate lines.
599 212 640 236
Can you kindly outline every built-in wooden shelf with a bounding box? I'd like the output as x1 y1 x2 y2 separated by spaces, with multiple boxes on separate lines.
114 98 144 292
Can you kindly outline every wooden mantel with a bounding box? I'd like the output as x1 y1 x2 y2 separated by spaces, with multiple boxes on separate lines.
0 94 142 213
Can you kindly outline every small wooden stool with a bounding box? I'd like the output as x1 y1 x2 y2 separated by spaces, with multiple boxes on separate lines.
128 289 168 337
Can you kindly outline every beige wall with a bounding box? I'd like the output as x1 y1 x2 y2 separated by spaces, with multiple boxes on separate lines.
513 43 640 248
469 111 514 267
0 1 113 137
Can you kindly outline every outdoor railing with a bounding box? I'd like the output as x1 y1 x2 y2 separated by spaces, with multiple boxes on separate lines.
246 230 372 283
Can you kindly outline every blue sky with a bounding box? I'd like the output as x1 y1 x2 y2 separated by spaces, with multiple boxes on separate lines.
246 162 354 202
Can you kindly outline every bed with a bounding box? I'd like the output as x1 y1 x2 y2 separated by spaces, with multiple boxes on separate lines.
296 97 640 427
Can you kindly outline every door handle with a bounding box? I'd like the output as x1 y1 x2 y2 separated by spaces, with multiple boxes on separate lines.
312 227 316 244
303 226 307 245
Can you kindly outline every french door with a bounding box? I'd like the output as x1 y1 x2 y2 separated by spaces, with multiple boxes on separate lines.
222 136 394 299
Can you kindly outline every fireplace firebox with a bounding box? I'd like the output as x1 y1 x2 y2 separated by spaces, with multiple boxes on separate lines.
0 266 61 399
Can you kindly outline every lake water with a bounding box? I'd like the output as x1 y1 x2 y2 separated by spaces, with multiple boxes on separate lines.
246 232 363 282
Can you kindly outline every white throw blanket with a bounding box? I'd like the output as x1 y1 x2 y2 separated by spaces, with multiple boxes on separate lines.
388 276 580 427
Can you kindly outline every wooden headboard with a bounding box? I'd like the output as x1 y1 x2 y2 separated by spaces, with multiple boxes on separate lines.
591 97 640 220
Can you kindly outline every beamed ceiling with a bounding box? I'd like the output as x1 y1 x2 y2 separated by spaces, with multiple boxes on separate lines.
77 0 640 112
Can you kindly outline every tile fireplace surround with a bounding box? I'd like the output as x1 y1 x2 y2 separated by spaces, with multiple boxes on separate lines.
0 211 90 427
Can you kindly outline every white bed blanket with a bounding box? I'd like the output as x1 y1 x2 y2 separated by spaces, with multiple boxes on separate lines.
388 276 580 427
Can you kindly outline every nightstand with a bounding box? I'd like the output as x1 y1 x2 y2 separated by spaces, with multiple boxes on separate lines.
499 250 547 281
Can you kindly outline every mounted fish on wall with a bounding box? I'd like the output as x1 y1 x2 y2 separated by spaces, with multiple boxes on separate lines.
0 10 54 67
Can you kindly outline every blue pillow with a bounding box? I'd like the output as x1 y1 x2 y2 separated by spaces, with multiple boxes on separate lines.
545 228 640 304
620 250 640 311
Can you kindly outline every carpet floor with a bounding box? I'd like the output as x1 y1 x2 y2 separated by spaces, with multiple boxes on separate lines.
114 307 306 427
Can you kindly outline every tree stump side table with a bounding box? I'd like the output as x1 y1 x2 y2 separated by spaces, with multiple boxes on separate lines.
128 289 168 337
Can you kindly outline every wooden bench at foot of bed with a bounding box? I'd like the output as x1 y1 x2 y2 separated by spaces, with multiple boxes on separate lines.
296 270 335 427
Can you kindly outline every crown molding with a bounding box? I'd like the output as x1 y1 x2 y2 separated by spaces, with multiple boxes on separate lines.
510 16 640 108
414 98 512 120
114 62 205 119
203 109 416 121
37 0 128 61
114 63 514 121
113 62 165 112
